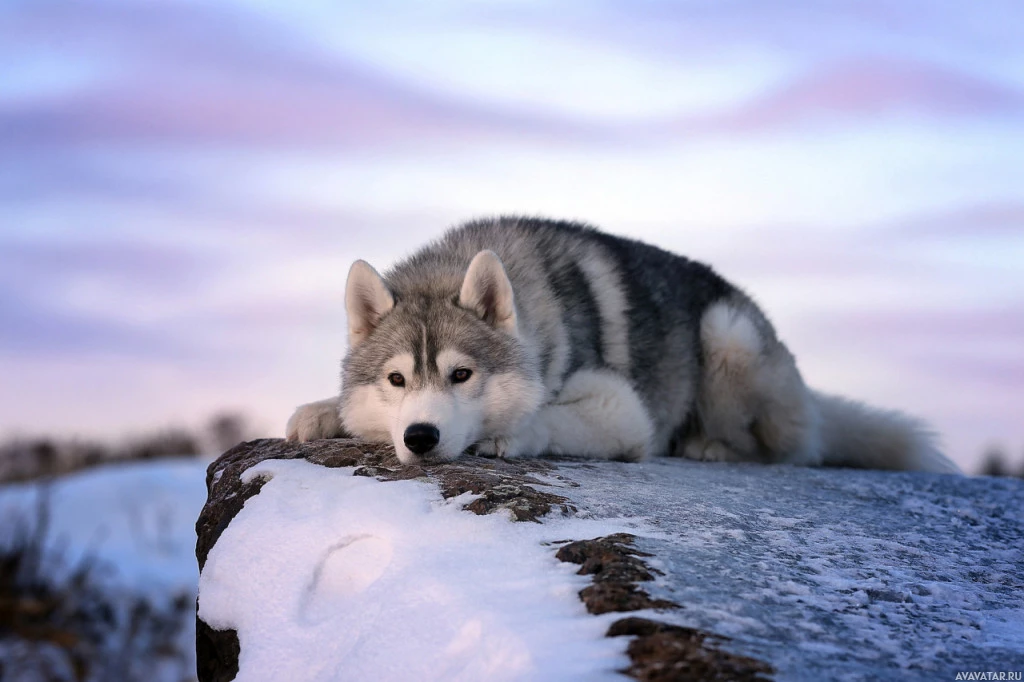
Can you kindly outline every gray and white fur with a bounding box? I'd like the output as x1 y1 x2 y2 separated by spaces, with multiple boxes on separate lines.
287 217 960 474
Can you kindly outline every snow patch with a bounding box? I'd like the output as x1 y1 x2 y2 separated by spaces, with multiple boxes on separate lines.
0 459 208 595
198 458 633 682
0 459 210 679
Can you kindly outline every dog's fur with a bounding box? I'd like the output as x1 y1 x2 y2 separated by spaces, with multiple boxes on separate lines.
286 217 960 474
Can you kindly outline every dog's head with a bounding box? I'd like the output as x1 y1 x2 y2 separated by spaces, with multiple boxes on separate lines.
339 250 544 464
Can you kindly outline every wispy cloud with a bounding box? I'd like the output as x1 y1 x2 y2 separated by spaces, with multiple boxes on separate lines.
887 202 1024 237
669 59 1024 135
0 293 193 358
508 0 1024 68
1 1 589 153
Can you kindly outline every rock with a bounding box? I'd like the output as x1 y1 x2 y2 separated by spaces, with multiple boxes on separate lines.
555 458 1024 679
195 439 1024 681
194 438 393 682
607 617 773 682
194 438 582 682
552 534 768 678
555 533 679 614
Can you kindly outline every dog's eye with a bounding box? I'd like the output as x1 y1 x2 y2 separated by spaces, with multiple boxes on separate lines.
451 368 472 384
387 372 405 387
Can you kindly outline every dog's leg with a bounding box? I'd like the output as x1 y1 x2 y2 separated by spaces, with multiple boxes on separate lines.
684 300 819 465
286 397 348 442
479 370 653 461
683 301 764 462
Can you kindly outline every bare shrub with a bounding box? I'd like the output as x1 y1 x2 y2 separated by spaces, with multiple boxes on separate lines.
120 429 200 462
0 490 193 681
978 446 1010 477
206 413 249 454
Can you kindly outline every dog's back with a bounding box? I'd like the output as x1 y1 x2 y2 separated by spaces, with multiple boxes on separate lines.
387 216 743 451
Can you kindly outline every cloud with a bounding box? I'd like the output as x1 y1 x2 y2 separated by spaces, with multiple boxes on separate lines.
474 1 1024 133
0 292 191 358
666 59 1024 136
0 239 218 293
0 152 199 205
0 237 218 361
505 0 1024 65
819 305 1024 344
886 202 1024 237
0 1 587 153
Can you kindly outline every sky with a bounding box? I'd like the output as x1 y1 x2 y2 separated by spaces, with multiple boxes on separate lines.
1 0 1022 471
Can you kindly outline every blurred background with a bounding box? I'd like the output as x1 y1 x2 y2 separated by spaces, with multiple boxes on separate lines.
2 0 1023 473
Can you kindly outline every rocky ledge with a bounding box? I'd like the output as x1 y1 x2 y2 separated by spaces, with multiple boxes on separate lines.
196 438 1024 681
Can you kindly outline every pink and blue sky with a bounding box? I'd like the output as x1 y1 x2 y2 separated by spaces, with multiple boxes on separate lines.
2 0 1022 470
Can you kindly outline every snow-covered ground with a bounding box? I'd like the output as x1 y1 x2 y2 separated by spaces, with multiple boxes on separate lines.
0 458 209 595
0 458 210 678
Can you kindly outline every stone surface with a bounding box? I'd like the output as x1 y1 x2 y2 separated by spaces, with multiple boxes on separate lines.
607 617 774 682
194 438 584 682
549 458 1024 680
195 439 1024 681
553 534 769 680
555 533 679 615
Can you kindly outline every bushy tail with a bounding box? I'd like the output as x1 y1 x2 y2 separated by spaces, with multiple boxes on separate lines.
811 390 961 474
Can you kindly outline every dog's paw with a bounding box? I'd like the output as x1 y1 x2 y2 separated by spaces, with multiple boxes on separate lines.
472 414 551 458
474 437 512 458
473 436 528 459
286 398 345 442
681 437 739 463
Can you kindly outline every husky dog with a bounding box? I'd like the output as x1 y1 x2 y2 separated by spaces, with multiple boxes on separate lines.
287 217 959 474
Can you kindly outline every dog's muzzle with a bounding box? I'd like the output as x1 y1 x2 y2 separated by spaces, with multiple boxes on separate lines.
404 423 440 456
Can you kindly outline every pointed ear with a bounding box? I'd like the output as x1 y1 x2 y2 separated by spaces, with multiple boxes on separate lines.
458 250 518 335
345 260 394 347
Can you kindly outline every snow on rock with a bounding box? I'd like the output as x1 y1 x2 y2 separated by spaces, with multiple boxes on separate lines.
553 459 1024 680
196 440 1024 682
198 458 630 682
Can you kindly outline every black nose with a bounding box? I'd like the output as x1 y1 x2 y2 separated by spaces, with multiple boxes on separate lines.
404 423 440 455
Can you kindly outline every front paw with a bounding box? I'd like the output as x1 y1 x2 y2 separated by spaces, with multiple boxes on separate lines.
474 426 549 459
285 398 345 442
474 436 513 459
474 434 536 458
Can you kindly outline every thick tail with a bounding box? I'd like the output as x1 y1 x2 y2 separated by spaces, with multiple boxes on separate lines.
811 390 961 474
